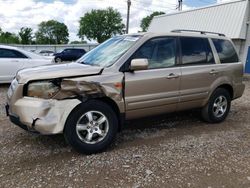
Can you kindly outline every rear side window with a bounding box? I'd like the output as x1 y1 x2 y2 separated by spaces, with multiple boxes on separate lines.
79 49 86 53
212 39 239 63
180 37 214 65
75 49 85 53
13 50 28 58
0 48 27 58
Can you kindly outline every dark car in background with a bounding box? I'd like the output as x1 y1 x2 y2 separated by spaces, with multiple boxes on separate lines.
54 48 86 62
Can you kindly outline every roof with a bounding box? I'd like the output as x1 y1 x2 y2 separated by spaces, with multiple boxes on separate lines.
148 0 249 39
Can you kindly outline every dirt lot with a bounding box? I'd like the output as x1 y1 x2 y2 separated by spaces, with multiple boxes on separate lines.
1 79 250 188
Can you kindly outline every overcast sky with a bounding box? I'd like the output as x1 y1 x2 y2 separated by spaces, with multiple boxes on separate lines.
0 0 234 41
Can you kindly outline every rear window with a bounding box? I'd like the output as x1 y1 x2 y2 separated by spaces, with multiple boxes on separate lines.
212 39 239 63
180 37 214 65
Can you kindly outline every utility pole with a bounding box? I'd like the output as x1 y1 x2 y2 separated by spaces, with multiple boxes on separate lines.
178 0 183 11
126 0 131 34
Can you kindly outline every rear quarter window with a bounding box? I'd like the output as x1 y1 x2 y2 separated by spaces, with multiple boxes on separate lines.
212 39 239 63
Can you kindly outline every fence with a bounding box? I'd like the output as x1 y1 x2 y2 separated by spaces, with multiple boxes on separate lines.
9 44 99 53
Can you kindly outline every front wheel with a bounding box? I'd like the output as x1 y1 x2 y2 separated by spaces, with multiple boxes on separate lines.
55 57 62 63
64 100 118 154
201 88 231 123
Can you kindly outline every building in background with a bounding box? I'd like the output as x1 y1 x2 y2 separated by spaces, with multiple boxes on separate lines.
149 0 250 73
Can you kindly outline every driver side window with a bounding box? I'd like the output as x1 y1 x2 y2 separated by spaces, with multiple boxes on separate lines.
132 37 177 69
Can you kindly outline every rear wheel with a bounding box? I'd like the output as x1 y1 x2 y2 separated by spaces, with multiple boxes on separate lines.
201 88 231 123
64 100 118 154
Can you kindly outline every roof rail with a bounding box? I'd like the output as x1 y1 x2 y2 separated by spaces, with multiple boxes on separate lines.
171 29 226 37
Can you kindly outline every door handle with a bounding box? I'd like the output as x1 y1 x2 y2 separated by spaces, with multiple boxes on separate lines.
209 69 219 75
167 73 179 79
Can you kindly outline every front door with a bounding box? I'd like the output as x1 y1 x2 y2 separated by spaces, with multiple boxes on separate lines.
124 37 181 119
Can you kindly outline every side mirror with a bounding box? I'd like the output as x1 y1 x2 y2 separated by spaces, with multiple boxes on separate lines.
130 59 148 71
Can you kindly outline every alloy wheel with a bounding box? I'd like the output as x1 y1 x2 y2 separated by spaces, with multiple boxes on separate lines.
75 111 109 144
212 96 228 118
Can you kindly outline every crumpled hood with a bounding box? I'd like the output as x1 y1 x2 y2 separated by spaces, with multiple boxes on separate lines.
16 63 103 84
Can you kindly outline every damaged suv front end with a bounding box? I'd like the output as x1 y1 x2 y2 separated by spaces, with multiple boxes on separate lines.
6 35 140 136
6 67 98 134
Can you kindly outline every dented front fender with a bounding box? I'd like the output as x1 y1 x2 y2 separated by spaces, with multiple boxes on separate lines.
52 73 125 113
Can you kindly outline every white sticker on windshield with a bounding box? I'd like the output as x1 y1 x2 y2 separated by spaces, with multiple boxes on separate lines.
124 36 140 41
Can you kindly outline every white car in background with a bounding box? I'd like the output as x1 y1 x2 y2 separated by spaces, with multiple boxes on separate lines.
0 45 54 83
35 50 55 56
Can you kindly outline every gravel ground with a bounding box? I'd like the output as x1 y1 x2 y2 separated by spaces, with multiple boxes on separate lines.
1 80 250 188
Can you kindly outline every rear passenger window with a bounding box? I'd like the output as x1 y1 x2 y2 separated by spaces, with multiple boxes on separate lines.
132 37 176 69
212 39 239 63
13 50 27 58
180 37 214 65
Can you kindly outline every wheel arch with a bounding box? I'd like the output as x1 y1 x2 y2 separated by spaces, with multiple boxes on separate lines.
202 83 234 107
64 97 124 133
96 97 124 131
215 84 234 99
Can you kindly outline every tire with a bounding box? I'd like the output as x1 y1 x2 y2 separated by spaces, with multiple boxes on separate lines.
64 100 118 154
55 57 62 63
201 88 231 123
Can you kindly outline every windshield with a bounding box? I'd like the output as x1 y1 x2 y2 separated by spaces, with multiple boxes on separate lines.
77 35 141 67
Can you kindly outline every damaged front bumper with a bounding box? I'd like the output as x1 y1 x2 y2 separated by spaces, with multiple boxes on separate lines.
8 113 39 134
7 97 81 135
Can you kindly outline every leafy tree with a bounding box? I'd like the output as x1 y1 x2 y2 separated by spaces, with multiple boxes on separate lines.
140 11 165 32
78 7 125 43
0 30 20 44
35 20 69 44
18 27 33 44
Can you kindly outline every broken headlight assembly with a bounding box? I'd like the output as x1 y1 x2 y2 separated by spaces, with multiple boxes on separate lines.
26 80 61 99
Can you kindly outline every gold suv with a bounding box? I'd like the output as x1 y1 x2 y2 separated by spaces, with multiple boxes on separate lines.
6 30 245 154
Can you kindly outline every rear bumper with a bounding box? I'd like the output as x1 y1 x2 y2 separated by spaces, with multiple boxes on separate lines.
233 83 245 99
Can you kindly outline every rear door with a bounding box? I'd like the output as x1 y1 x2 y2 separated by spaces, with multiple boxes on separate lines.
124 37 181 119
178 37 221 110
0 48 26 82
